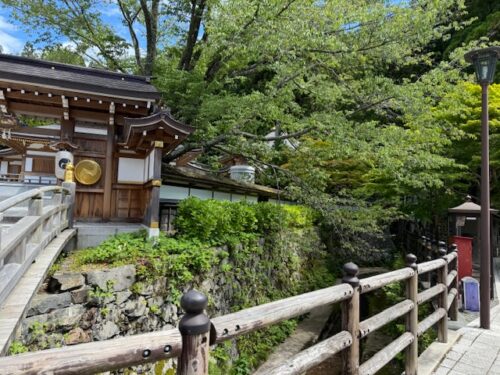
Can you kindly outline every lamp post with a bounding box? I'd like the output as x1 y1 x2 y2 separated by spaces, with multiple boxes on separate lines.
464 46 500 329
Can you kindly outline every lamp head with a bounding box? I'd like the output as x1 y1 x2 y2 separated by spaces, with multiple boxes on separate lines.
465 46 500 84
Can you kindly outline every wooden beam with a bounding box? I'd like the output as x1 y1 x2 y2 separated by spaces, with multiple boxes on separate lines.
4 90 148 117
8 102 62 118
102 125 114 220
0 80 151 108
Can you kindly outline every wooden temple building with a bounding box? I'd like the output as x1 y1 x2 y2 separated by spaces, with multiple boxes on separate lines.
0 54 194 236
0 54 282 235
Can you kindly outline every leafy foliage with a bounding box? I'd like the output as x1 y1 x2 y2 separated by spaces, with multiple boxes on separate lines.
432 83 500 206
2 0 499 252
70 198 333 372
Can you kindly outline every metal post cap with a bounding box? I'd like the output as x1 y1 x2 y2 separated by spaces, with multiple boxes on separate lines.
180 289 208 314
342 262 360 287
406 254 418 270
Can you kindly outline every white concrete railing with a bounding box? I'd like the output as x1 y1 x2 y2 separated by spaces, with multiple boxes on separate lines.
0 186 73 306
0 173 58 185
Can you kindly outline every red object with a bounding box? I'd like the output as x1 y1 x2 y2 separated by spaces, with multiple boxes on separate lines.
450 236 473 280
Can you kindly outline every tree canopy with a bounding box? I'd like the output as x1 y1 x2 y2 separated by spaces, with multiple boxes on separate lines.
1 0 499 252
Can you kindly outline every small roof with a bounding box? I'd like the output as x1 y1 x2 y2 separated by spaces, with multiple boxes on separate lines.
0 54 160 101
162 165 281 198
449 195 499 214
120 110 195 151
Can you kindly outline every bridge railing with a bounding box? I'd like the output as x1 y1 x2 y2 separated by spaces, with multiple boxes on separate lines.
0 185 72 307
0 173 58 185
0 246 459 375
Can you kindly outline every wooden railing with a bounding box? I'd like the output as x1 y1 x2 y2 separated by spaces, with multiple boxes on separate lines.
0 245 459 375
0 186 73 306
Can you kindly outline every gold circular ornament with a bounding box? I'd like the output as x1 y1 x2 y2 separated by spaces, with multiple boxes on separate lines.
75 160 102 185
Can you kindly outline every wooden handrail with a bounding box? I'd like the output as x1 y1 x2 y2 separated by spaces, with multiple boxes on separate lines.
359 268 414 294
359 332 414 375
0 249 460 375
0 328 182 375
418 284 446 305
447 288 458 310
266 331 353 375
358 299 414 339
417 258 446 274
211 283 353 342
447 270 458 287
417 308 447 337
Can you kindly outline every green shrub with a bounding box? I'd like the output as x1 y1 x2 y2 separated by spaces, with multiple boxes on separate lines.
174 198 259 244
68 198 333 372
283 205 315 228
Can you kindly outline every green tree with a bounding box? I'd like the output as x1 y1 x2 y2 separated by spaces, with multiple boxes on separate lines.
4 0 495 253
432 82 500 206
20 42 85 65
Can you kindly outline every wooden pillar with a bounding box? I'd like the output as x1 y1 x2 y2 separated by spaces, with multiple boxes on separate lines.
148 141 163 238
177 290 210 375
405 254 418 375
102 124 115 220
60 118 75 142
20 154 26 182
342 262 360 375
437 245 448 343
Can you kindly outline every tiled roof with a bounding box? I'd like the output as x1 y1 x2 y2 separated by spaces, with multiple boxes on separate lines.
0 54 160 101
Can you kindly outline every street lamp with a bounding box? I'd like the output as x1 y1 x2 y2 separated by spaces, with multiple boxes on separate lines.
464 46 500 329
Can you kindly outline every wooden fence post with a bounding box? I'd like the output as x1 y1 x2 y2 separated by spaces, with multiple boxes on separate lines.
342 262 360 375
405 254 418 375
177 290 211 375
449 244 459 321
437 244 448 343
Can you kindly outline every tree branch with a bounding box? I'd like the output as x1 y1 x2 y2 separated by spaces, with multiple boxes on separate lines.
117 0 143 73
234 127 314 141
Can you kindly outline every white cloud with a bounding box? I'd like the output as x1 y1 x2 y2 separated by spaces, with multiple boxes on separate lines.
100 2 122 17
0 16 23 53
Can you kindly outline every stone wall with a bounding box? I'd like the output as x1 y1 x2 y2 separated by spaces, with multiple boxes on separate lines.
12 227 330 374
12 244 250 373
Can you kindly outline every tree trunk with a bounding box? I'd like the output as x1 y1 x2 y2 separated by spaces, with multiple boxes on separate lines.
140 0 160 76
179 0 206 71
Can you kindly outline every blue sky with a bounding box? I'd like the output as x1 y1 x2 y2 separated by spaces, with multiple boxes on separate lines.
0 2 135 55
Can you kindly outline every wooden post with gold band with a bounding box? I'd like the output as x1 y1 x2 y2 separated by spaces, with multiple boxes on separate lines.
148 141 163 238
103 123 115 220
